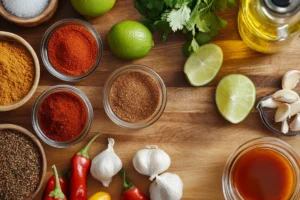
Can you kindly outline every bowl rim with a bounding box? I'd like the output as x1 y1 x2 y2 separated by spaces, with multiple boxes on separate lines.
40 18 103 82
0 123 47 199
32 85 94 148
222 136 300 199
103 64 167 129
0 31 40 112
0 0 58 26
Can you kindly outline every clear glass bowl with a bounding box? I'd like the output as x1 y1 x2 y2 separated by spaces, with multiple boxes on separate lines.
32 85 93 148
40 18 103 82
103 65 167 129
223 137 300 200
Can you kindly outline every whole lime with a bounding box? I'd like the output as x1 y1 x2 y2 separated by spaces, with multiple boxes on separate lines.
71 0 116 17
107 20 153 60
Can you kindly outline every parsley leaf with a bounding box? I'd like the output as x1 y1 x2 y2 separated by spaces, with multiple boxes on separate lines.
134 0 236 54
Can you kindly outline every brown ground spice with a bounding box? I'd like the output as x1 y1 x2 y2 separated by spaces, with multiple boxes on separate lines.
0 130 42 200
109 71 161 122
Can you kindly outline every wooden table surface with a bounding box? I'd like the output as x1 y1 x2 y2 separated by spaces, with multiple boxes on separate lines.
1 1 300 199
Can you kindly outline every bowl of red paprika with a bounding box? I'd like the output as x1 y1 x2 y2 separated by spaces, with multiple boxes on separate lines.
40 19 102 82
32 85 94 148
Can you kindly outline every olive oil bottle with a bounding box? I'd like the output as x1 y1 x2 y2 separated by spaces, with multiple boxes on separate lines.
238 0 300 53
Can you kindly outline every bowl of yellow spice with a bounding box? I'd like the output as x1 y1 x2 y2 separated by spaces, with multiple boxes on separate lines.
0 31 40 111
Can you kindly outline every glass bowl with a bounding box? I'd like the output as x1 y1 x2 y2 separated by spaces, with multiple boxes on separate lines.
223 137 300 200
32 85 93 148
40 18 102 82
103 65 167 129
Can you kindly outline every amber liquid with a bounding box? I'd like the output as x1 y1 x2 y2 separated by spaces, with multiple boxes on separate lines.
232 148 295 200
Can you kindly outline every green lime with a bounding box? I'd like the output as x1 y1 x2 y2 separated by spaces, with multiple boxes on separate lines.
107 20 153 60
71 0 116 17
184 44 223 86
216 74 256 124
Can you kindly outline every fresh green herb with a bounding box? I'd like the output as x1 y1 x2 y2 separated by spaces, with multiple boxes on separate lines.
134 0 236 55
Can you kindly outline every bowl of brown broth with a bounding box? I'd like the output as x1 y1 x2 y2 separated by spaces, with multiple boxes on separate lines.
223 137 300 200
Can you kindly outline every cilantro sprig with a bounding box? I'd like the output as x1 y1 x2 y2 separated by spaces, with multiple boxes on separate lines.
134 0 236 55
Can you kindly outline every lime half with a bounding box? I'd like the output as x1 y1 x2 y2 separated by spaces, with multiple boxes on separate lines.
184 44 223 86
216 74 256 124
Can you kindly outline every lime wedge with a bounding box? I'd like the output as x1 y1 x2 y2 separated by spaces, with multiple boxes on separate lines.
216 74 256 124
184 44 223 86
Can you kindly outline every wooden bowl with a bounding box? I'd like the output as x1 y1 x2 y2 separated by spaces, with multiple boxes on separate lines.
0 0 58 27
0 31 40 112
0 124 47 199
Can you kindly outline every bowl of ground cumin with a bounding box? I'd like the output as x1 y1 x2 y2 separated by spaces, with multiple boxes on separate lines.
0 31 40 111
41 19 102 82
0 124 46 200
103 65 167 129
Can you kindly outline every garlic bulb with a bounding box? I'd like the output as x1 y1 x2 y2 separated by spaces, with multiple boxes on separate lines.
133 145 171 181
150 173 183 200
90 138 122 187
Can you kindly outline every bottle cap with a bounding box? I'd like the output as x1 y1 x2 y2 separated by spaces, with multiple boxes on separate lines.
263 0 300 16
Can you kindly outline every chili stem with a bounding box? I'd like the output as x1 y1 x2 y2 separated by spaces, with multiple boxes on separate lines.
49 165 65 198
120 168 133 192
77 133 101 159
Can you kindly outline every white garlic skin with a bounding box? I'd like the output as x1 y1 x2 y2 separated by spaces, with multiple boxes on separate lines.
90 138 122 187
150 173 183 200
133 145 171 181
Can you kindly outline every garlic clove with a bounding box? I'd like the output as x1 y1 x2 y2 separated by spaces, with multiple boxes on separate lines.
272 89 299 103
260 97 282 108
282 70 300 90
289 101 300 117
290 113 300 131
275 103 290 122
281 119 289 134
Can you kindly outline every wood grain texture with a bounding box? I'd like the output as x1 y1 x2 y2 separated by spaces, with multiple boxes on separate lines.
1 1 300 199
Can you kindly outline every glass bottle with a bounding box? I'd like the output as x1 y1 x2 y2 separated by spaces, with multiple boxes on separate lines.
238 0 300 53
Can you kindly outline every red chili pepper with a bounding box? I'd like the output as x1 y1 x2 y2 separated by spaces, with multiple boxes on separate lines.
42 169 69 199
70 133 100 200
44 165 67 200
120 169 150 200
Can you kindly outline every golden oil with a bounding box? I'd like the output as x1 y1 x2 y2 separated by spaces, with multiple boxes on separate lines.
238 0 300 53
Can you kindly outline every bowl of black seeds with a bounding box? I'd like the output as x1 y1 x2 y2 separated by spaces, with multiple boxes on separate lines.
0 124 46 200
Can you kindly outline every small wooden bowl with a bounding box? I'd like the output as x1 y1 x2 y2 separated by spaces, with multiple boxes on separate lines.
0 0 58 27
0 124 47 199
0 31 40 112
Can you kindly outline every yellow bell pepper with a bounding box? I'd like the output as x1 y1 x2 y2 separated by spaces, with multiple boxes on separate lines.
88 192 111 200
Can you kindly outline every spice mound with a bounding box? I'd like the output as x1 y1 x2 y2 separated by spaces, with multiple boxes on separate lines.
0 129 42 200
48 25 98 76
2 0 49 18
109 71 161 122
0 41 35 105
38 91 88 142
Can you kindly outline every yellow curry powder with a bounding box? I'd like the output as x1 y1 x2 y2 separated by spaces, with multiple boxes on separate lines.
0 41 35 105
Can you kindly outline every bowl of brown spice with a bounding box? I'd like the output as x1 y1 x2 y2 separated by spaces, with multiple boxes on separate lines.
0 124 46 200
103 65 167 129
0 31 40 112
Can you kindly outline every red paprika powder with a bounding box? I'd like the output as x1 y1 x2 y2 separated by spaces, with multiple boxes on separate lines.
38 91 87 142
48 25 98 76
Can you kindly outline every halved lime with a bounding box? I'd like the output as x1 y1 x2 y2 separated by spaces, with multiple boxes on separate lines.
216 74 256 124
184 44 223 86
